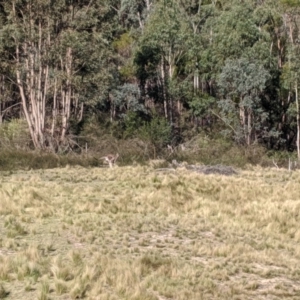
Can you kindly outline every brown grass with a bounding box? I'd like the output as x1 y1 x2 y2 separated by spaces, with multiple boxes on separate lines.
0 164 300 299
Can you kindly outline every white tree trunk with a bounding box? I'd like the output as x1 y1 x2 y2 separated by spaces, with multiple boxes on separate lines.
295 81 300 159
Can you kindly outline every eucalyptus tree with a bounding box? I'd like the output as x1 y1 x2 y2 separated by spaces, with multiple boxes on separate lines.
109 83 147 123
0 45 17 124
120 0 154 31
279 0 300 157
217 58 270 145
0 0 117 151
202 0 272 74
134 0 192 124
196 0 286 144
176 0 218 125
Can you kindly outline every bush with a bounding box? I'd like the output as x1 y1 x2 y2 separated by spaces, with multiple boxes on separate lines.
165 134 269 168
0 119 31 149
79 114 172 160
137 115 172 158
123 111 145 138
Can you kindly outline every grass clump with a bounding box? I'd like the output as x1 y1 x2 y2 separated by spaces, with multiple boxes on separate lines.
0 284 9 299
140 254 172 276
38 280 50 300
4 217 27 238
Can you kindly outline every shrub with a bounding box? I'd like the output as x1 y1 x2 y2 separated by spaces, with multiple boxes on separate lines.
0 119 31 150
137 115 172 158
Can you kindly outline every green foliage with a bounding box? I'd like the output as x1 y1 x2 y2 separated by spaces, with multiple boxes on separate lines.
112 84 145 113
0 0 119 150
0 0 300 156
280 0 300 7
188 94 215 117
123 111 145 138
200 0 273 80
134 0 192 111
120 0 152 28
139 115 171 146
138 115 172 149
218 58 270 99
119 64 136 82
0 119 31 150
113 32 136 81
134 43 162 83
264 149 298 167
217 58 271 144
281 44 300 89
113 32 133 52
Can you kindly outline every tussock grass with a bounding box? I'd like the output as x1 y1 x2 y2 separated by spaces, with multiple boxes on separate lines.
1 165 300 299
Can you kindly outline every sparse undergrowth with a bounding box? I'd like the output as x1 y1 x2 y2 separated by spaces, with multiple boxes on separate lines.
0 164 300 299
0 130 296 171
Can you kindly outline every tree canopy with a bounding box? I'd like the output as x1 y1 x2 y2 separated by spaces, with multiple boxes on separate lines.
0 0 300 154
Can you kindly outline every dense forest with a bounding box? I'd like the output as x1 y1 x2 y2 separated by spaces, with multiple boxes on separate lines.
1 0 300 164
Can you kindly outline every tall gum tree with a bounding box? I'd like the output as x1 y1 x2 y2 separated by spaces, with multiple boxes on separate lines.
0 0 117 151
134 0 191 124
280 0 300 157
200 0 280 145
217 58 270 145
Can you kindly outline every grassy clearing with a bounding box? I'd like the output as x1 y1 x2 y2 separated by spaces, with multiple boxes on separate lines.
0 164 300 299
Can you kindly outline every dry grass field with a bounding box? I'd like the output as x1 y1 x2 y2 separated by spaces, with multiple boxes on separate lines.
0 163 300 299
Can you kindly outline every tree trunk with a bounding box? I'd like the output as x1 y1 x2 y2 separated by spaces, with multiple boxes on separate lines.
61 47 73 142
247 108 252 146
13 3 50 149
16 43 40 149
239 105 246 142
168 53 174 125
161 57 168 119
295 81 300 159
51 77 58 137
